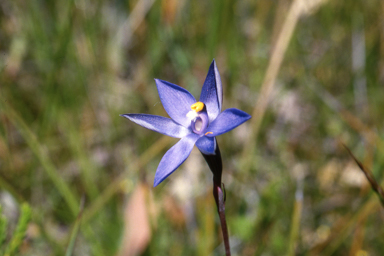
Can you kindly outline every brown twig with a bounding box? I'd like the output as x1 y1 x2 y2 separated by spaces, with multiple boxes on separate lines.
343 143 384 208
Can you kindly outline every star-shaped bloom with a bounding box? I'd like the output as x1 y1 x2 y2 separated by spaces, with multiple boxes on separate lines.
121 60 251 186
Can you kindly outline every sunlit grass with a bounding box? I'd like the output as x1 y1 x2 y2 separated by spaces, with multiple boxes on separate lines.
0 0 384 255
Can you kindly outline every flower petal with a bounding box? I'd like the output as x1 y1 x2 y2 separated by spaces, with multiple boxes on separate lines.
204 108 251 137
154 133 200 187
199 60 223 122
121 114 191 138
155 79 196 128
196 136 216 155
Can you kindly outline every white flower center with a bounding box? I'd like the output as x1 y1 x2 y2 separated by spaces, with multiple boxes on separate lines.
186 110 198 121
194 119 203 131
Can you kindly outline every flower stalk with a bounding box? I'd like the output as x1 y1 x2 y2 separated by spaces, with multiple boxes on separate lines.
201 142 231 256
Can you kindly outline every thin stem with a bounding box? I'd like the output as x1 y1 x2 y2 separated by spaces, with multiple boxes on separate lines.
213 182 231 256
200 141 231 255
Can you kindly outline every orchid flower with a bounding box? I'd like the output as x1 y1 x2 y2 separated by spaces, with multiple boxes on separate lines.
121 60 251 187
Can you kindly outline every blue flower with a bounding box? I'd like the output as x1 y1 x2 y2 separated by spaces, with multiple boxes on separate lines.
121 60 251 186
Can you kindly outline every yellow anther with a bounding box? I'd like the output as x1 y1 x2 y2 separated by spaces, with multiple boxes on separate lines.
191 102 205 112
205 132 213 135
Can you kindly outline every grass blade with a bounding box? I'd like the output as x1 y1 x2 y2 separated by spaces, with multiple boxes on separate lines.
343 144 384 207
4 203 31 256
65 196 85 256
0 98 79 215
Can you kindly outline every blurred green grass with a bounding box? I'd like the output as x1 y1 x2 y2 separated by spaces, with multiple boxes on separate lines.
1 0 384 255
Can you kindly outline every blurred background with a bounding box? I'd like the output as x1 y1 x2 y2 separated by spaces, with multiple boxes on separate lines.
1 0 384 255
